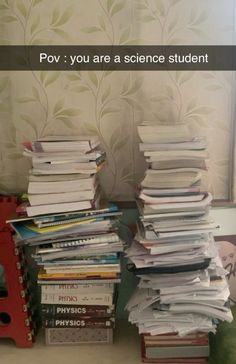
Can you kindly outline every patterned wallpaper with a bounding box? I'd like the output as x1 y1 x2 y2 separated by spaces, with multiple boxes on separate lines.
0 0 235 200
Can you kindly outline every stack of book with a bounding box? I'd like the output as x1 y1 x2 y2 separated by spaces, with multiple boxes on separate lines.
126 123 233 363
22 135 105 217
8 135 124 345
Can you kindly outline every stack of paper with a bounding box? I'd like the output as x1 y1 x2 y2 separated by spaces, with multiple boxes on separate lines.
126 123 232 363
8 135 124 346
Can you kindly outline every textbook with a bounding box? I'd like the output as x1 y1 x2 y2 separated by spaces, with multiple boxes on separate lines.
26 199 99 217
139 137 207 152
45 327 113 345
23 135 100 153
150 159 209 170
41 303 115 317
28 190 96 206
28 175 97 194
139 193 205 205
144 346 209 359
41 283 114 295
43 317 115 329
23 149 105 163
137 123 191 144
141 169 202 189
32 161 105 175
43 263 120 273
38 269 120 281
41 292 114 306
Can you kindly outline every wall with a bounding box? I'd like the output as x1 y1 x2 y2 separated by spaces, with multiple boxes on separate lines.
0 0 235 200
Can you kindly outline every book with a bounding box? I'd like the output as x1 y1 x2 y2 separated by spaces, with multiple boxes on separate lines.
145 345 209 359
38 278 121 285
141 169 202 189
32 161 105 175
24 149 105 163
139 193 206 205
138 123 191 144
150 159 208 170
41 283 114 294
28 190 96 206
45 327 113 345
51 232 120 248
139 137 207 152
36 243 123 262
142 332 209 346
28 175 96 194
43 263 120 274
32 203 119 225
41 303 115 317
43 317 115 328
38 269 120 280
23 135 100 153
140 187 201 197
41 292 114 306
137 193 212 215
34 212 121 228
26 199 98 217
28 173 92 181
144 150 208 160
38 257 119 265
11 217 106 241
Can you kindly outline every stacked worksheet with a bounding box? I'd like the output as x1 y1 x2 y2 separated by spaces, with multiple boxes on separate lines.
8 135 124 345
126 123 232 363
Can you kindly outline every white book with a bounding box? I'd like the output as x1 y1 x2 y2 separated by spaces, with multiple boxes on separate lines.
40 242 124 261
140 187 200 196
28 176 96 194
28 190 95 206
29 173 92 182
28 135 100 153
141 170 202 189
150 159 209 170
138 124 191 144
32 166 101 175
32 161 102 174
139 192 205 204
41 283 114 295
141 192 212 214
139 137 207 151
26 200 95 217
144 150 208 159
24 149 103 163
41 292 113 306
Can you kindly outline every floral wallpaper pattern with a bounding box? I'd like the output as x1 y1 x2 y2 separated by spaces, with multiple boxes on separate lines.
0 0 235 200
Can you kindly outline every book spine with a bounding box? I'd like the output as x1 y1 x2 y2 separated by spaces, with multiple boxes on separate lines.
41 283 114 294
38 273 119 280
43 317 115 329
45 327 113 345
42 317 115 329
145 345 209 359
41 293 113 306
41 304 115 317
